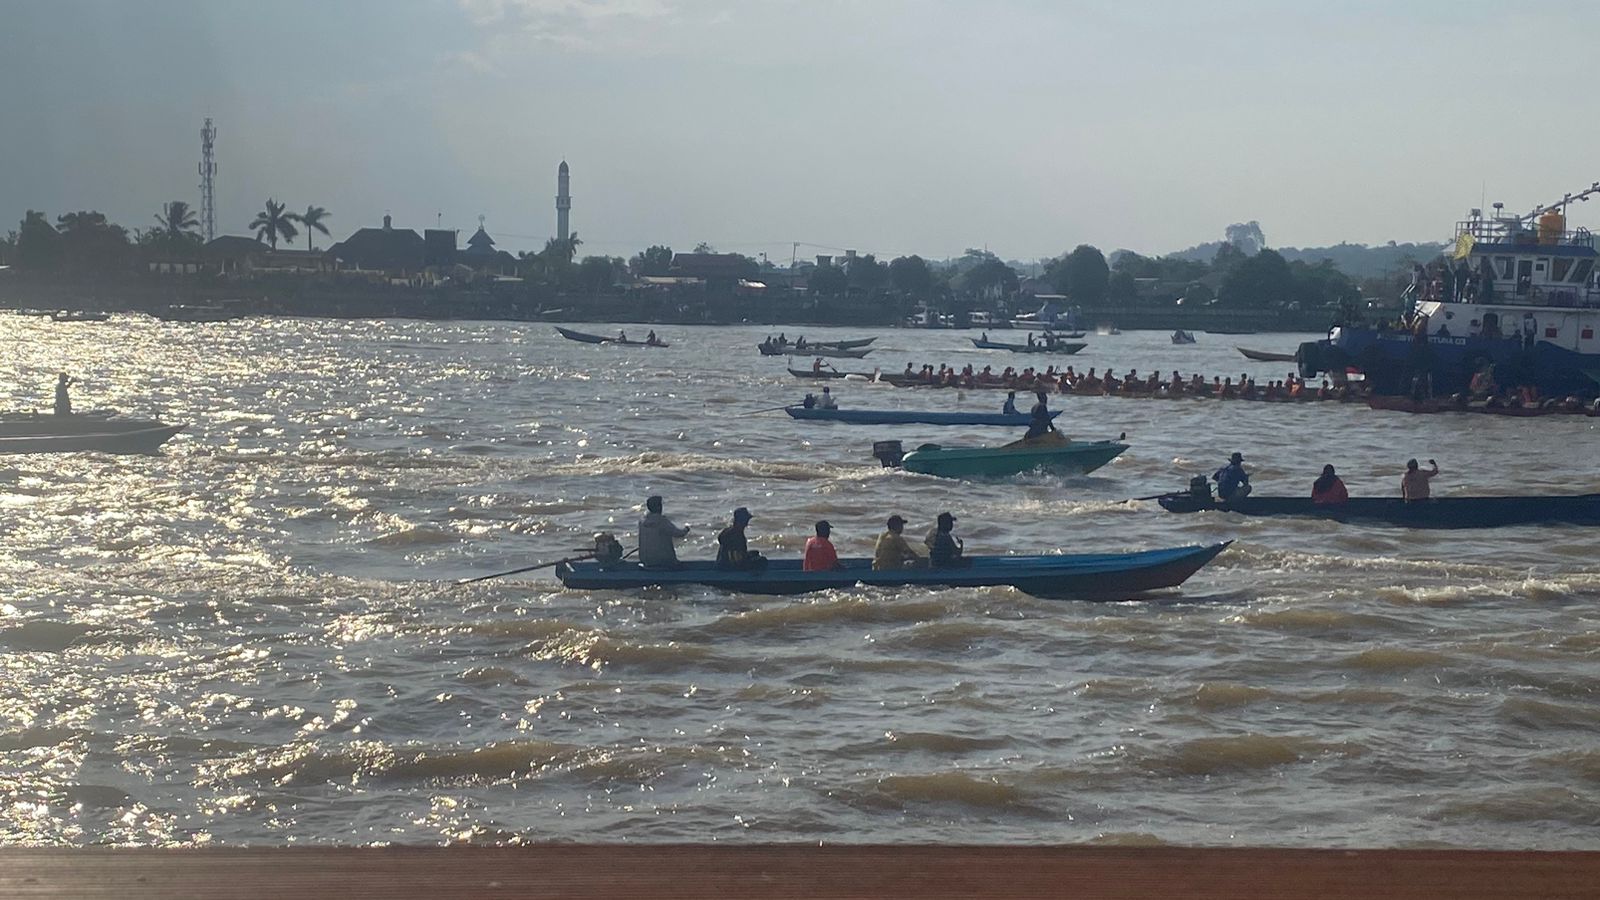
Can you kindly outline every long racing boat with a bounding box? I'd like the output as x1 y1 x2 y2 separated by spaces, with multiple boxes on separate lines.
1156 492 1600 528
554 543 1230 599
555 326 669 347
786 407 1060 426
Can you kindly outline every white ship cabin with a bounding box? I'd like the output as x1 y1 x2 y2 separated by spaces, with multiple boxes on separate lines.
1414 204 1600 352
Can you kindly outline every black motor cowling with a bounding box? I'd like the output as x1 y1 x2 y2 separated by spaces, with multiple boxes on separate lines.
872 440 905 468
1296 341 1323 379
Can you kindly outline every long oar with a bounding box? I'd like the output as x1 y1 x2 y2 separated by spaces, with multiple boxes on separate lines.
457 553 594 585
739 404 793 416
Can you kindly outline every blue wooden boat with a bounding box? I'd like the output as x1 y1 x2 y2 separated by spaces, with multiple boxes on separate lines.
554 543 1230 599
1156 493 1600 528
786 407 1061 426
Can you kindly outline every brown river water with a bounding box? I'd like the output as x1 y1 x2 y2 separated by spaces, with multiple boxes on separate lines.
2 314 1599 847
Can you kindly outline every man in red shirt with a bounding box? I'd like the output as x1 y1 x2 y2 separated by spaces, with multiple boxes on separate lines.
802 521 844 571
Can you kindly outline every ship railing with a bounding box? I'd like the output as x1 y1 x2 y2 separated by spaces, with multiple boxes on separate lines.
1456 220 1595 249
1437 284 1600 309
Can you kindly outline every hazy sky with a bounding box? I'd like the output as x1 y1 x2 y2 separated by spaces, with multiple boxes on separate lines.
4 1 1599 262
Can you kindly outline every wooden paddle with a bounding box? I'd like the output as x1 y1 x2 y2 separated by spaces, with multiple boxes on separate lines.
739 404 793 416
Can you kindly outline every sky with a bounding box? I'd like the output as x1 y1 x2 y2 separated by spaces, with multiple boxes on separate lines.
3 0 1599 263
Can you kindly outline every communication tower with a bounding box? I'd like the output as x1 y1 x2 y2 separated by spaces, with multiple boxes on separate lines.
198 118 218 242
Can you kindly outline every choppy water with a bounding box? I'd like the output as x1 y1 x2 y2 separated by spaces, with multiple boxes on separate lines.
2 314 1599 848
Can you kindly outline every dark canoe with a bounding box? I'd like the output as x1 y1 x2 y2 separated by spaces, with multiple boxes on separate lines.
766 337 876 350
971 338 1087 354
1366 395 1592 417
555 543 1230 599
554 326 669 347
759 344 872 358
786 407 1061 426
0 421 184 454
1237 346 1297 362
1156 493 1600 528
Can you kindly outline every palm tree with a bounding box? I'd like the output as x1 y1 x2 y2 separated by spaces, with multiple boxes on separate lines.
297 205 330 252
249 198 299 250
154 201 199 245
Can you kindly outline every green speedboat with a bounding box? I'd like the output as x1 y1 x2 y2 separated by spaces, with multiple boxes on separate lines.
872 435 1127 478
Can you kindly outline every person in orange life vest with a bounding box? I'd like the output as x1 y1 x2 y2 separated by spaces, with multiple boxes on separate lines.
802 521 844 572
1311 464 1348 505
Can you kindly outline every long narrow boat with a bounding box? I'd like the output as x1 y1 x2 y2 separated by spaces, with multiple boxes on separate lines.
50 310 112 323
876 434 1127 478
1156 492 1600 528
759 344 872 358
555 326 669 347
764 337 876 350
1366 395 1595 417
0 415 185 454
1237 347 1297 362
970 338 1087 354
786 407 1060 426
555 543 1229 598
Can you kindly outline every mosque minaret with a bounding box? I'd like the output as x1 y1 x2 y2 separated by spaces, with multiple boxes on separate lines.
556 160 571 242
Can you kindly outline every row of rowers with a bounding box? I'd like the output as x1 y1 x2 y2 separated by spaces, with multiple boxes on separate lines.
893 362 1362 399
637 497 973 572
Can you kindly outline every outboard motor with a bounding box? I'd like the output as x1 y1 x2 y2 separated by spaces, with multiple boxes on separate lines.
1188 475 1213 503
591 532 625 567
1296 341 1323 379
872 439 905 468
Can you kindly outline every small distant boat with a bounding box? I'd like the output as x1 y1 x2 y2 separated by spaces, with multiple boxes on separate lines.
1237 347 1297 362
554 543 1230 599
763 337 875 350
759 344 872 358
50 310 111 323
1171 330 1196 344
872 433 1127 478
786 407 1059 426
970 337 1087 354
157 304 240 323
555 326 669 347
1096 324 1121 336
0 414 184 454
1156 492 1600 528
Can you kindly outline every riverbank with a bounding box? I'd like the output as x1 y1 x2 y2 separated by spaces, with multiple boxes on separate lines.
0 275 1336 332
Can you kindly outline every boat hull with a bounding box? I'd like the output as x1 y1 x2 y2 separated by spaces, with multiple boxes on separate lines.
971 339 1086 354
1300 328 1600 396
554 543 1230 599
555 326 668 347
1238 347 1297 362
0 423 184 454
901 440 1126 477
786 407 1061 426
760 345 872 358
1156 493 1600 528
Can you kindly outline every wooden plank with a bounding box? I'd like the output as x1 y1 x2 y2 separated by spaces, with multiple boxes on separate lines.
1 845 1596 900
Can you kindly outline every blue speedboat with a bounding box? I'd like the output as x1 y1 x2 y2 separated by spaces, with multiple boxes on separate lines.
554 543 1230 599
1297 182 1600 396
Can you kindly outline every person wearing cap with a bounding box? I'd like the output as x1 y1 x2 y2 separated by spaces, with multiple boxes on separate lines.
802 521 844 572
1213 451 1251 502
927 512 968 569
638 495 690 569
716 507 767 571
872 514 922 570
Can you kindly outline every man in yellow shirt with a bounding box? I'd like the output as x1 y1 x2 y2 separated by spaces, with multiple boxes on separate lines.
872 515 923 570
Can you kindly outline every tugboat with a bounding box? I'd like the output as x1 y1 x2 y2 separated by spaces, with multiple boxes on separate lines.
1297 182 1600 396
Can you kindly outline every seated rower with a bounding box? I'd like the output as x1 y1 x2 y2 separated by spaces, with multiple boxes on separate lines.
53 373 75 416
637 495 691 569
1401 458 1439 502
646 330 659 345
801 393 817 409
872 515 922 570
1213 451 1251 502
818 387 837 409
802 520 845 572
927 512 969 569
716 507 767 571
1311 464 1348 505
1002 391 1018 415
